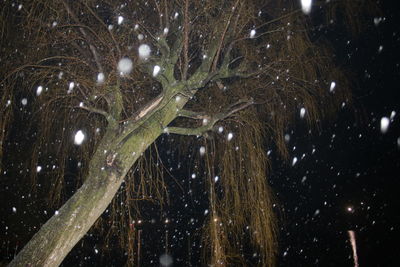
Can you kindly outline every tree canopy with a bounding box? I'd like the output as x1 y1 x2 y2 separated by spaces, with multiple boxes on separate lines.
0 0 376 266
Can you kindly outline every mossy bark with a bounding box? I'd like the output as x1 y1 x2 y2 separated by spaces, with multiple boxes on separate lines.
8 88 189 267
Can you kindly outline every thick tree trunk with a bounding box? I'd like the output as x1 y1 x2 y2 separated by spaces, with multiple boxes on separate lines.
8 163 125 267
9 93 186 266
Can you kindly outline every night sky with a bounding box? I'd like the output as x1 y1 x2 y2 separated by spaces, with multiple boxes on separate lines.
271 1 400 265
1 1 400 267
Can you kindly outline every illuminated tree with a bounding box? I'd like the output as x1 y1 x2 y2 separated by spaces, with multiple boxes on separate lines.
0 0 374 266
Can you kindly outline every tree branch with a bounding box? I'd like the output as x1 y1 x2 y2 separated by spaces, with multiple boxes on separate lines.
165 98 254 136
171 27 184 63
136 22 183 87
182 0 189 80
177 109 209 120
164 0 169 29
77 105 111 120
211 0 240 72
164 126 206 136
115 93 165 146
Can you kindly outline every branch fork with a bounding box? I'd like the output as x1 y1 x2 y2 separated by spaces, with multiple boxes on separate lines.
165 98 254 137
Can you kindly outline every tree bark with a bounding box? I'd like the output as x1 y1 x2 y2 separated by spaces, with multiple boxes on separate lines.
8 89 188 266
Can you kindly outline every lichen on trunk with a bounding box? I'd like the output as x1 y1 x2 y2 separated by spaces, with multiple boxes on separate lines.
9 85 190 266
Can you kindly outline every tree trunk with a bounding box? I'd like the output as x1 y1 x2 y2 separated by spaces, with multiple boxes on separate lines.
9 92 186 266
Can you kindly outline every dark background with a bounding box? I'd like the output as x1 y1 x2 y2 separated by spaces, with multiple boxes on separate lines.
1 1 399 266
271 1 400 266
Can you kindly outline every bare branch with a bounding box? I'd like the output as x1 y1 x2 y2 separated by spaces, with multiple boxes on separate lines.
77 105 110 120
182 0 190 80
177 109 209 120
211 0 240 72
165 98 254 136
154 0 163 28
164 0 169 29
171 28 184 63
164 126 206 136
224 98 254 116
255 9 302 30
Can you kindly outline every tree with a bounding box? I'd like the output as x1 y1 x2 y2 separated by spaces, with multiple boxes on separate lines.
0 0 373 266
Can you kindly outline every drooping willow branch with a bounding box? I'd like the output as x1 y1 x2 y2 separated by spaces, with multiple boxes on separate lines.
62 0 104 73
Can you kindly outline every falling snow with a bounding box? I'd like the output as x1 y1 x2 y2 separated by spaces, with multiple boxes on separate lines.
380 117 390 134
159 253 173 267
118 58 133 74
74 130 85 145
2 2 399 267
97 73 105 83
329 81 336 92
138 44 151 59
67 82 75 94
300 0 313 14
250 29 256 38
374 17 382 26
390 111 396 120
292 157 298 166
117 16 124 25
300 107 306 119
199 146 206 156
36 86 43 96
153 65 161 77
227 132 233 141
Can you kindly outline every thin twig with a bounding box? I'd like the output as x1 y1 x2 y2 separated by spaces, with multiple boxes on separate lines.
211 0 240 72
62 0 104 73
182 0 189 80
76 105 110 119
82 2 121 57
